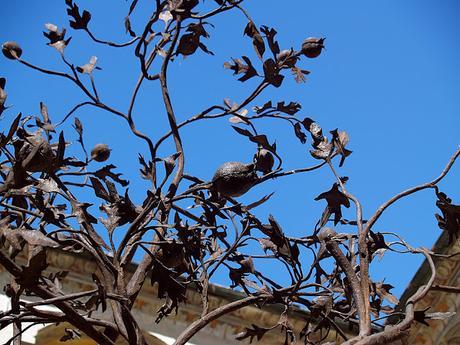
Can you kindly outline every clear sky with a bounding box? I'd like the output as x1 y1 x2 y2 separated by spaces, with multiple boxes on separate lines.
1 0 459 299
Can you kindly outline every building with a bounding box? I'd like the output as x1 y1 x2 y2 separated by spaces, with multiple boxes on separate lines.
0 231 457 344
397 231 460 345
0 248 351 345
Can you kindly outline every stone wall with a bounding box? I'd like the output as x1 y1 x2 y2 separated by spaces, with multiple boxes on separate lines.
0 248 352 344
396 232 460 345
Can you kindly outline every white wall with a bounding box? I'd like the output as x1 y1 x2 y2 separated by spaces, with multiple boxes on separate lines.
0 294 57 344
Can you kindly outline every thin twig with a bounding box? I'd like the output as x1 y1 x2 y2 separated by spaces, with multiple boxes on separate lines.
365 147 460 236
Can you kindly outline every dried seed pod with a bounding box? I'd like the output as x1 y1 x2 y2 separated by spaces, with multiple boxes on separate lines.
212 161 258 197
301 37 324 58
91 143 111 162
254 149 274 174
2 41 22 60
318 227 337 241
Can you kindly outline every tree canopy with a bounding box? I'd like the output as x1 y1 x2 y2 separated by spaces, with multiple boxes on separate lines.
0 1 459 344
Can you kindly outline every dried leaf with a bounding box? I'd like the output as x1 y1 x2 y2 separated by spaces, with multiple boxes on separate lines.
39 102 51 124
276 101 301 115
0 78 7 115
73 117 87 155
139 154 155 182
249 134 275 153
291 66 308 83
66 0 91 30
94 164 129 186
235 324 270 343
90 177 111 201
244 21 265 60
374 282 399 305
2 113 21 149
19 229 59 248
43 23 66 44
245 192 275 211
260 26 280 56
315 183 350 225
56 131 66 164
293 123 306 144
77 56 101 74
263 58 283 87
302 118 324 146
414 307 456 326
425 311 456 320
74 117 83 137
435 191 460 244
124 16 136 37
177 24 213 57
224 56 258 82
157 152 181 179
231 125 253 138
330 129 352 167
49 37 72 54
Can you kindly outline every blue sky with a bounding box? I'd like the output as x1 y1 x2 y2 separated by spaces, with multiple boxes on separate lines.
1 0 459 299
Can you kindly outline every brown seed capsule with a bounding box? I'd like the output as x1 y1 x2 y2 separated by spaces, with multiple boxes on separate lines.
91 143 111 162
301 37 324 58
254 149 274 174
212 161 258 198
2 41 22 60
318 227 337 241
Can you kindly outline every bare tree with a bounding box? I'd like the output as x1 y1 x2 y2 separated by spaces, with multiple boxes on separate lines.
0 1 459 344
